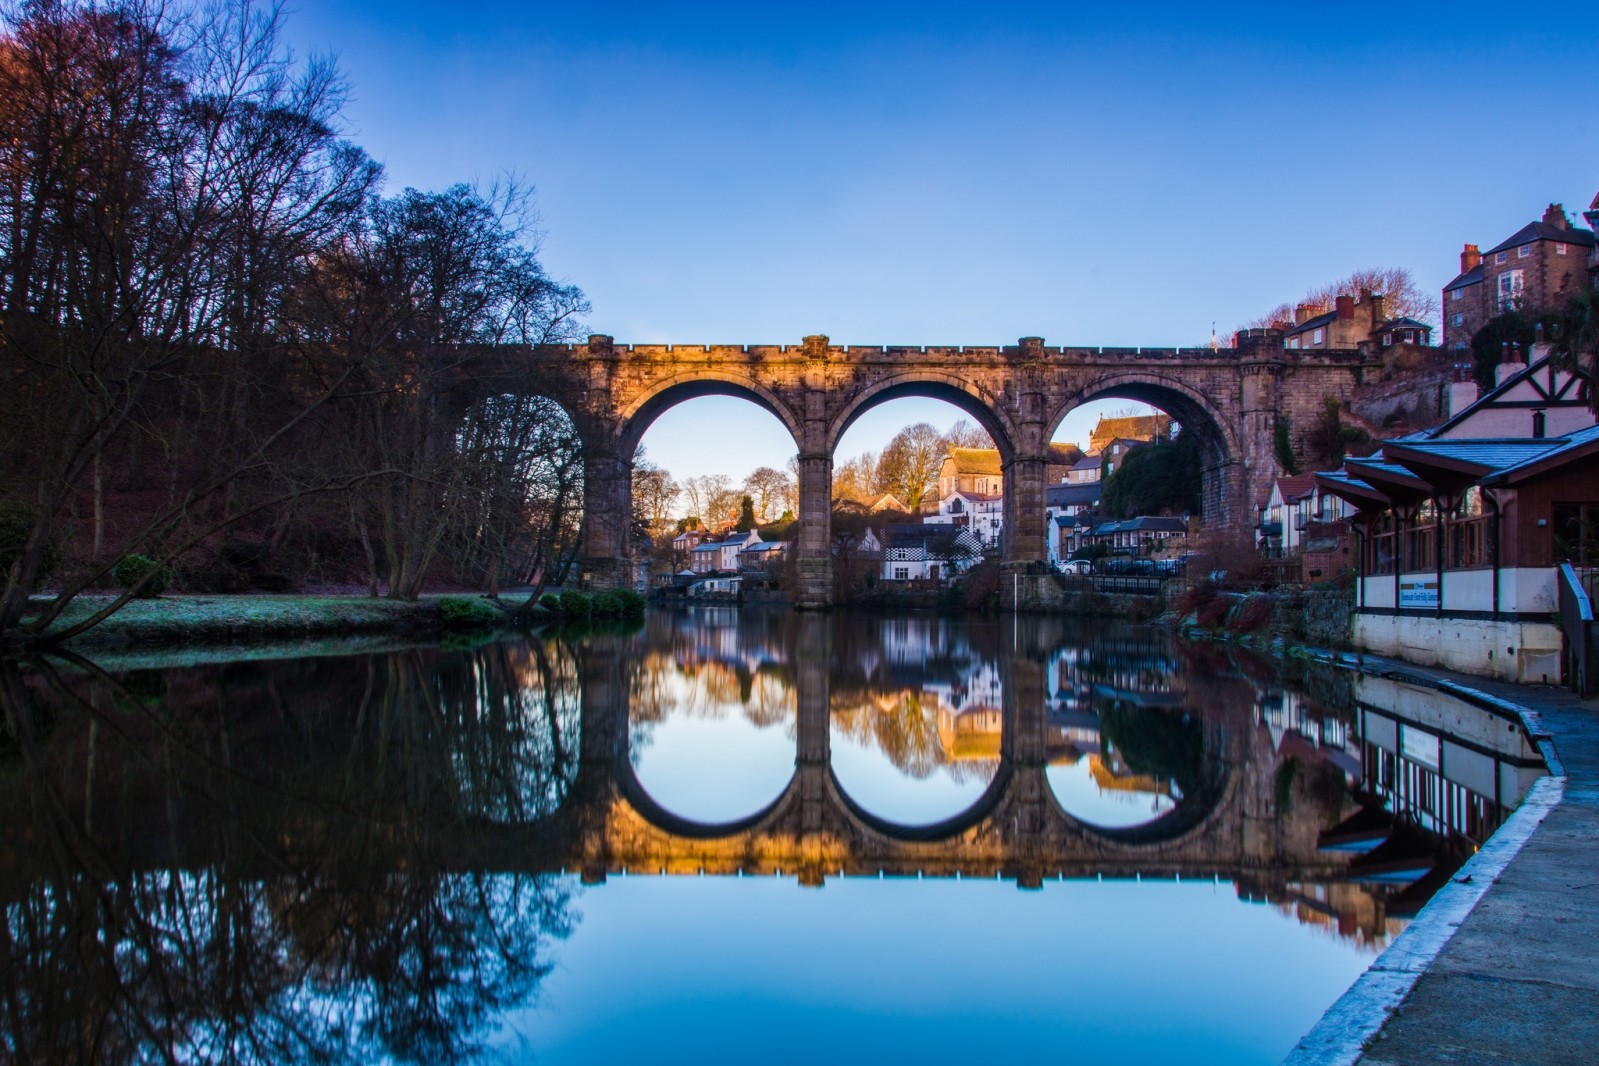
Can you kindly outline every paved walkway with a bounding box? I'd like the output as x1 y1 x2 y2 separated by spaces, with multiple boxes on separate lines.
1286 656 1599 1065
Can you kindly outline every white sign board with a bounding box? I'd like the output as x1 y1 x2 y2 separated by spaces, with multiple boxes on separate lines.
1398 578 1439 609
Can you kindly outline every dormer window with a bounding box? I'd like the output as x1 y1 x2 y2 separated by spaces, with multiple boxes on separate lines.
1518 244 1532 258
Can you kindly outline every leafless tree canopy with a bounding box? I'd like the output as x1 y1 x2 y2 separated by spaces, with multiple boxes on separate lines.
0 1 587 640
1239 267 1441 333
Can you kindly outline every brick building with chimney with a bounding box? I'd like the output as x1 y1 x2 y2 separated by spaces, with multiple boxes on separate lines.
1441 202 1597 350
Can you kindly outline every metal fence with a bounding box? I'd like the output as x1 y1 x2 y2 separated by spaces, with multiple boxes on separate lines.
1558 563 1596 698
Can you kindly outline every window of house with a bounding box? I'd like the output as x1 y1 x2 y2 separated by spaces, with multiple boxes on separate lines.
1552 504 1599 566
1518 244 1532 258
1451 288 1462 301
1451 313 1464 327
949 497 964 513
1495 251 1507 264
1405 331 1416 343
1555 243 1567 256
1497 269 1524 311
894 567 909 580
1312 327 1324 344
1383 332 1393 346
1286 336 1299 349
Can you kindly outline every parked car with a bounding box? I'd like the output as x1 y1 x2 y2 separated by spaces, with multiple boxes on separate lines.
1061 559 1093 575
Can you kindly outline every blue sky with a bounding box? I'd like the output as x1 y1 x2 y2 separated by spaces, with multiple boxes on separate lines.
286 2 1597 488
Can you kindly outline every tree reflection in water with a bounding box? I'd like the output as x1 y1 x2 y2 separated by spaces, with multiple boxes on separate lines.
0 640 582 1064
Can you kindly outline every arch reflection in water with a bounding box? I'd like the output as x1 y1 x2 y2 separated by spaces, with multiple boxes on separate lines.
627 609 797 824
0 616 1550 1064
828 614 1002 825
1043 638 1191 829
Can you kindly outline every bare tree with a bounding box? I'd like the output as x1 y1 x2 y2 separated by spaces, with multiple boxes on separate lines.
831 451 877 502
743 465 790 521
941 419 991 450
0 0 380 638
874 423 944 511
632 460 680 534
1238 266 1440 335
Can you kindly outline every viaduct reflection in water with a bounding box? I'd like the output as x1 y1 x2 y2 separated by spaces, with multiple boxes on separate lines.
0 613 1543 1062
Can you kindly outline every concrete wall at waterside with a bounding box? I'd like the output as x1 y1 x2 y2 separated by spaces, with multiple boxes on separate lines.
1353 613 1562 684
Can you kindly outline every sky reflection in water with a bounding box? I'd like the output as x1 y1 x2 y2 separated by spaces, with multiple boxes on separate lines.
0 609 1544 1064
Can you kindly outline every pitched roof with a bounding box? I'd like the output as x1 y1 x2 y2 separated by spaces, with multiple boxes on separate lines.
1091 414 1171 443
1275 473 1319 502
1071 455 1102 471
1483 220 1596 257
946 447 1002 475
1046 441 1083 465
1444 264 1484 292
1479 424 1599 486
1089 516 1187 535
1283 309 1339 337
1379 317 1432 332
1420 350 1587 438
1046 483 1102 507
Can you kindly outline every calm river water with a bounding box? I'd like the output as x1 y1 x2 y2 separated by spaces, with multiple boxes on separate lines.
0 609 1545 1064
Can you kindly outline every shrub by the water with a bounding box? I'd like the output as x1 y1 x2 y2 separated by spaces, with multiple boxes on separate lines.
1174 580 1217 618
0 503 62 579
114 555 170 597
1194 591 1232 629
540 594 562 612
590 590 623 618
1230 593 1274 633
614 589 647 618
438 596 501 627
559 590 593 618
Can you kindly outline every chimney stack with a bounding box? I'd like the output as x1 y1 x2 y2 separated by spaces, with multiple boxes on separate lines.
1368 292 1386 325
1293 303 1315 325
1461 244 1481 273
1542 203 1568 230
1335 295 1355 320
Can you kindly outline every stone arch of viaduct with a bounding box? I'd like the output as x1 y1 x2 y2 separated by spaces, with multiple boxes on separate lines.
465 330 1377 607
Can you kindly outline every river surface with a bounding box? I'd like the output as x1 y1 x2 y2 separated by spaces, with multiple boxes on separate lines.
0 609 1546 1064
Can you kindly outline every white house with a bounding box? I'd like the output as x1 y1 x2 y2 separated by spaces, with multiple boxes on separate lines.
882 524 983 582
691 529 763 573
925 489 1003 547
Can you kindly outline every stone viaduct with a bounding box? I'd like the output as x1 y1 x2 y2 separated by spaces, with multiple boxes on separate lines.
469 330 1378 607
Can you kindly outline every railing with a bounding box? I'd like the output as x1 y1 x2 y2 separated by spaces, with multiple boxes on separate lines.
1558 563 1597 698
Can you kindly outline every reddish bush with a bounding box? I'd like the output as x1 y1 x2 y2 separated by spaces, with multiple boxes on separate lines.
1195 593 1232 629
1230 594 1274 633
1175 580 1216 616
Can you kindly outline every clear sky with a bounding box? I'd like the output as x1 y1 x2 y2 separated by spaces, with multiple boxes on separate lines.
285 1 1597 489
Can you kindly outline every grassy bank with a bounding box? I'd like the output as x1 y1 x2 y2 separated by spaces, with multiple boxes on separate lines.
28 593 529 650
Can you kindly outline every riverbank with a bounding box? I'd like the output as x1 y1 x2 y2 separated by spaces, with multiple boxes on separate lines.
1284 651 1599 1065
22 592 533 650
